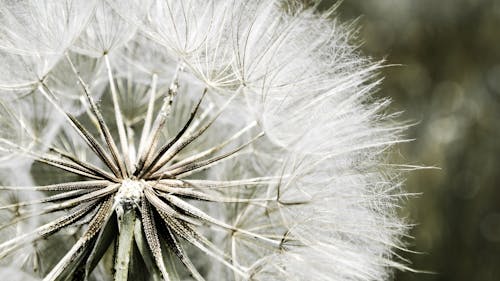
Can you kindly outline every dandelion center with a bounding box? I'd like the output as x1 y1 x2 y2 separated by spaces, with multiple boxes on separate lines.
115 179 143 208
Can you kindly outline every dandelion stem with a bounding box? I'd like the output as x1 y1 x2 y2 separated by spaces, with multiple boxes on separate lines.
114 207 137 281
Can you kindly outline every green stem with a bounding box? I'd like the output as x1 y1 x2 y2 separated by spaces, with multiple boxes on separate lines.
114 208 136 281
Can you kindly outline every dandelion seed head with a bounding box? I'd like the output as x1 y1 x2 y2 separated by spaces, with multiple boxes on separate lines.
0 1 411 280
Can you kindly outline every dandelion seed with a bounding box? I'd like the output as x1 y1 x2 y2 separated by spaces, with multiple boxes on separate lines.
0 1 410 280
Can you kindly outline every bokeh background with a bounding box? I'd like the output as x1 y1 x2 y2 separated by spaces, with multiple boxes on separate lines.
326 0 500 280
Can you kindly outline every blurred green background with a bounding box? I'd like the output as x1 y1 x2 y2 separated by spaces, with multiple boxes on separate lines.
329 0 500 280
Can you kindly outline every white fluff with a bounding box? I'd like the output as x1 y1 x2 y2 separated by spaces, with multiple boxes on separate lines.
0 1 410 280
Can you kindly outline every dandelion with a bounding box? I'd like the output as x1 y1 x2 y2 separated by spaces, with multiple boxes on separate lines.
0 1 409 280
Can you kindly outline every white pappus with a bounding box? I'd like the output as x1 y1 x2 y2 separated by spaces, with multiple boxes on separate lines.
0 1 411 281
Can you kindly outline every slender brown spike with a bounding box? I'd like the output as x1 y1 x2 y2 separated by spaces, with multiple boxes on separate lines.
0 202 97 259
162 194 234 229
43 196 114 281
145 90 240 177
35 154 104 180
156 211 248 278
2 103 114 182
0 196 99 233
163 132 264 178
84 212 117 280
137 74 158 164
134 70 184 176
137 88 207 178
166 122 257 171
152 184 212 200
134 86 176 176
133 219 168 281
161 224 204 281
104 55 131 174
0 211 45 232
162 194 280 247
0 138 104 180
153 185 272 203
143 188 198 226
0 180 111 191
43 184 119 213
71 99 126 177
155 210 204 251
66 114 121 176
38 83 122 177
69 114 123 177
65 54 128 178
140 199 170 280
50 146 118 182
0 189 94 211
143 189 177 218
154 177 278 189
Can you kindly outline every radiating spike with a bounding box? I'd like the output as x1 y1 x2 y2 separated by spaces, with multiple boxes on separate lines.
50 146 118 182
0 189 94 210
155 177 279 189
0 138 105 180
38 83 122 177
162 194 280 247
145 89 242 176
163 132 264 178
134 69 183 176
133 219 168 281
166 121 257 171
0 202 96 259
137 88 207 178
161 226 204 281
156 212 248 279
140 199 170 280
104 54 131 176
43 196 114 281
0 180 110 191
153 184 273 204
143 187 199 226
43 184 119 213
85 212 117 280
66 54 128 177
34 154 104 180
137 74 159 162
